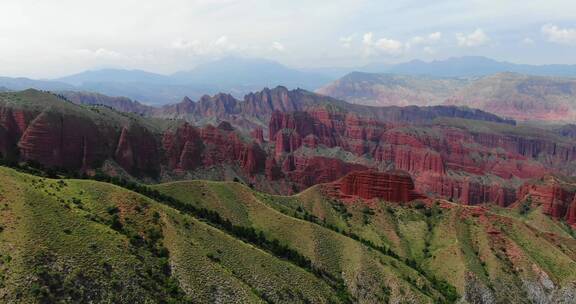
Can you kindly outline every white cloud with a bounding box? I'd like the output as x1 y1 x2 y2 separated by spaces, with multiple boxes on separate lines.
74 48 122 59
410 32 442 46
170 36 239 55
362 32 404 56
339 35 354 48
271 41 285 52
423 46 435 54
456 28 489 47
541 24 576 45
171 38 201 50
429 32 442 41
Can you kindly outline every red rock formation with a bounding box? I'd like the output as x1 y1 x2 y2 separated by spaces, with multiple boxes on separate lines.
162 123 204 170
567 196 576 225
415 172 517 206
265 108 574 205
162 122 265 176
114 124 159 176
286 157 368 190
517 175 576 220
325 170 423 202
243 86 301 118
17 111 105 170
251 127 265 144
0 108 26 157
274 130 302 158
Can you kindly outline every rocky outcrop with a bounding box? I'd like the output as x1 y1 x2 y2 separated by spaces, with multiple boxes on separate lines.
415 172 517 206
162 122 265 176
242 86 302 118
114 124 159 176
325 170 423 202
285 156 368 191
251 127 265 144
18 111 105 170
266 106 576 205
4 89 576 214
517 175 576 222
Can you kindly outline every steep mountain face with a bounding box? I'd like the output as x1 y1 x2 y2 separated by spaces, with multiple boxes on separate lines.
3 88 576 226
154 86 514 137
516 175 576 223
2 86 576 303
266 109 576 222
319 72 576 122
323 170 424 202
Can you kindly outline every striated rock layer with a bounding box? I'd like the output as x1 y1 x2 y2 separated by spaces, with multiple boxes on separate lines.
5 89 576 221
267 108 576 209
324 170 424 202
516 175 576 224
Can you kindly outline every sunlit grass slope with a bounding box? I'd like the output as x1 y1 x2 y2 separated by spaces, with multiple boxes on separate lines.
0 167 340 303
155 180 576 303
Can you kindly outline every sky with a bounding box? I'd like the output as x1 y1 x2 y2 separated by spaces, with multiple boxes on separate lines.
0 0 575 78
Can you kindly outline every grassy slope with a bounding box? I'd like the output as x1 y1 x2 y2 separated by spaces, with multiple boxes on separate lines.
153 181 445 303
154 180 576 303
0 89 177 134
0 166 339 304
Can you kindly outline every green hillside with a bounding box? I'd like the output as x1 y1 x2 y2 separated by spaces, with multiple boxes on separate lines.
0 167 340 303
0 164 575 303
154 180 576 303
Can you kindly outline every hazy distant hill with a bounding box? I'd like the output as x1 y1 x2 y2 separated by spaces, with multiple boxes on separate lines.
319 71 576 122
51 57 332 104
365 56 576 78
317 72 468 107
171 57 331 89
0 76 74 92
57 68 172 86
2 56 576 105
445 72 576 121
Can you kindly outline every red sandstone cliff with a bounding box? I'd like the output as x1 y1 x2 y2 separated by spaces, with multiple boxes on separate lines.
516 175 576 223
324 170 424 203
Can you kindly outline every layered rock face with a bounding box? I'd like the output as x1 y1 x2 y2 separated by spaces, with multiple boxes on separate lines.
17 111 106 170
162 122 266 176
5 89 576 214
517 175 576 223
153 86 514 133
4 106 161 176
283 156 368 190
267 108 576 205
324 170 424 202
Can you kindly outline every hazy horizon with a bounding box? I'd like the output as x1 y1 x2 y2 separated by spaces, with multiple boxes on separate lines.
0 0 575 78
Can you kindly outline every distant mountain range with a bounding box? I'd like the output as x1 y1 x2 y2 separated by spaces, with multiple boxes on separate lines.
318 71 576 122
53 57 332 104
359 56 576 78
0 57 332 105
1 56 576 106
